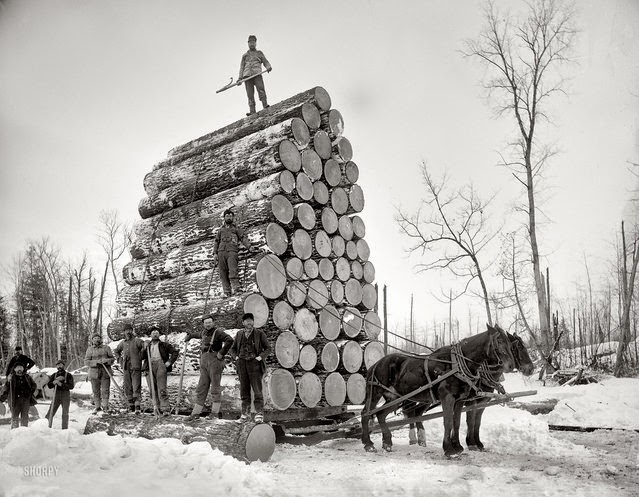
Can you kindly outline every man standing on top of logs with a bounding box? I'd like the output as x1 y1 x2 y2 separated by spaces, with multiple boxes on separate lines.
213 208 253 297
45 359 75 429
186 313 234 421
84 333 115 414
237 34 272 116
141 326 179 416
5 345 36 377
114 323 145 414
230 312 270 424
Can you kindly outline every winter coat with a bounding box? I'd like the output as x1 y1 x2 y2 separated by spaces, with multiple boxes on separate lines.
186 327 234 356
141 340 179 373
5 354 36 376
84 344 115 380
212 223 250 253
238 49 271 80
114 337 146 370
0 373 37 406
47 370 75 391
230 328 270 374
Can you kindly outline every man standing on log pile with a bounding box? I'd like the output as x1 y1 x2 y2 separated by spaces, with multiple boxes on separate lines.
45 359 74 429
114 324 145 414
230 312 270 424
84 333 115 414
237 34 272 116
0 363 37 428
185 314 234 421
213 209 253 297
5 345 36 377
141 327 179 416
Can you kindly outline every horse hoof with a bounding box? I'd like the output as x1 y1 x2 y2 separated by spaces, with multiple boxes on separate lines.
418 441 427 447
409 440 417 445
467 445 480 451
364 445 377 453
382 444 393 452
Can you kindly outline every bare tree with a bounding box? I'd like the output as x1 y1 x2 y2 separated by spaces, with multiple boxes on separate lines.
397 163 499 325
96 209 131 296
463 0 576 348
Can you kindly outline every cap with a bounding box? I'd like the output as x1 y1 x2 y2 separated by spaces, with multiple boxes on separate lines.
223 208 234 217
15 345 22 351
55 359 65 366
123 322 134 331
92 333 101 339
248 35 257 42
200 313 215 321
242 312 254 321
148 324 161 332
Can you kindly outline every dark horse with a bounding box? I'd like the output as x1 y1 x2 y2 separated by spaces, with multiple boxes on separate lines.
361 325 516 457
464 332 534 451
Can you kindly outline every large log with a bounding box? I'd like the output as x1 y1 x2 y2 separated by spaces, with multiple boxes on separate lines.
293 308 318 342
331 235 346 257
285 257 304 280
331 136 353 164
323 159 342 187
363 261 376 284
295 203 316 230
165 87 331 159
338 340 363 373
265 222 288 255
342 307 363 338
286 280 307 307
303 259 319 279
297 372 322 408
335 257 351 281
275 331 300 368
318 258 335 280
299 344 318 371
291 229 312 260
363 311 382 340
338 215 354 241
345 278 363 306
139 140 301 219
306 279 329 309
319 305 340 340
351 215 366 238
329 280 344 304
295 172 314 201
312 181 329 205
313 130 333 160
345 240 359 260
320 207 338 234
84 414 276 463
273 300 294 330
363 340 385 369
144 118 311 196
320 109 344 140
243 293 270 328
361 283 377 310
346 373 366 404
315 230 332 257
320 341 339 372
301 149 322 181
324 372 346 406
263 368 297 410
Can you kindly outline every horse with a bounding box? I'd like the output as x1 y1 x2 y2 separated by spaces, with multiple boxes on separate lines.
361 324 516 457
464 332 534 451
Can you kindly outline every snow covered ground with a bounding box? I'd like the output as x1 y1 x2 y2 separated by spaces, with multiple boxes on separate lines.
1 373 637 497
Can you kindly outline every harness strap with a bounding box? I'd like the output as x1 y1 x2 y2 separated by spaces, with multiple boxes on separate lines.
423 358 438 405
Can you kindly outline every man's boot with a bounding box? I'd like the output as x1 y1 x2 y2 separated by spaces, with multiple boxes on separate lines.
207 402 221 421
261 98 269 110
246 103 256 116
128 403 135 413
187 404 203 421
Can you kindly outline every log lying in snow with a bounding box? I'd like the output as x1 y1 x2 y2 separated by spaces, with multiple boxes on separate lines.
144 118 311 196
165 87 332 161
139 140 301 219
84 413 276 463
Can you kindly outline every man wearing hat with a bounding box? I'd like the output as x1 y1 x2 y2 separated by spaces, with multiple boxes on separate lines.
84 333 115 414
212 208 252 297
141 326 179 416
45 359 75 429
237 34 272 116
185 313 234 421
114 323 146 413
5 345 36 378
0 362 37 428
229 312 270 423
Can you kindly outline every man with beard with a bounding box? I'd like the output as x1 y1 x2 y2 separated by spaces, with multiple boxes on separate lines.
237 34 272 116
114 324 145 413
0 363 37 428
5 345 36 377
141 327 179 416
45 359 75 429
84 333 115 414
212 209 253 296
185 313 234 421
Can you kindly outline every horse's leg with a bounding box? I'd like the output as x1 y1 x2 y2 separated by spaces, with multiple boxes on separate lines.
450 399 464 455
361 388 382 452
405 405 418 445
440 391 456 457
473 406 487 451
465 400 479 450
379 406 394 452
413 404 427 446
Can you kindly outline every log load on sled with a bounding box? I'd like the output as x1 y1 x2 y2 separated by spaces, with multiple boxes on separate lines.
91 87 386 461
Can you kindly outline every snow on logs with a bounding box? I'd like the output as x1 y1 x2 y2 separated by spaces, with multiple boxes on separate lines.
109 86 383 412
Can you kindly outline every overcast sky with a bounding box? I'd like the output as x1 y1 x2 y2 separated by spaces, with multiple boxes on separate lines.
1 0 638 336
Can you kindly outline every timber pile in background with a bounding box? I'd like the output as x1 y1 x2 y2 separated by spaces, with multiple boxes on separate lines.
107 87 385 413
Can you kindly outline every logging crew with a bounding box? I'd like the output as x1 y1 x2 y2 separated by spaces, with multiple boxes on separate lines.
0 363 37 429
213 209 252 297
114 324 145 413
5 345 36 377
45 359 75 429
141 327 179 416
84 333 115 414
237 34 272 116
230 312 270 423
186 313 234 421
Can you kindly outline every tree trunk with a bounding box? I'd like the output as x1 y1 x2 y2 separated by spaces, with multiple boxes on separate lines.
338 339 363 373
362 340 385 369
293 308 318 342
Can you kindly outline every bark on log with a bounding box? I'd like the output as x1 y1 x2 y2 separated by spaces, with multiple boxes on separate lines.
295 203 316 230
345 278 363 306
331 137 353 164
144 118 310 196
335 257 351 282
361 283 377 311
320 341 339 372
324 372 346 406
291 229 312 260
319 305 341 340
298 372 322 408
363 311 382 340
265 222 288 255
264 368 297 410
139 140 302 219
295 172 314 201
301 149 323 181
312 181 329 205
363 261 375 284
332 235 346 257
329 280 344 304
286 280 307 307
323 159 342 187
318 258 335 280
243 293 270 328
320 109 344 141
83 413 276 463
293 308 318 342
338 215 354 241
351 215 366 239
313 130 333 160
275 331 300 368
342 307 363 338
299 344 318 371
346 373 366 404
320 207 338 234
338 340 364 373
273 300 294 330
363 340 385 369
165 87 331 160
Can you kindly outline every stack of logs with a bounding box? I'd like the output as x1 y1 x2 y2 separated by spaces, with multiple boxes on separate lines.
107 86 385 413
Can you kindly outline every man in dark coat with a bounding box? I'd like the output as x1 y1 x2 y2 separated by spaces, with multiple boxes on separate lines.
141 327 179 415
212 209 252 296
0 363 37 428
45 359 75 429
114 324 145 413
229 312 270 423
237 34 272 116
186 313 234 421
5 346 36 377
